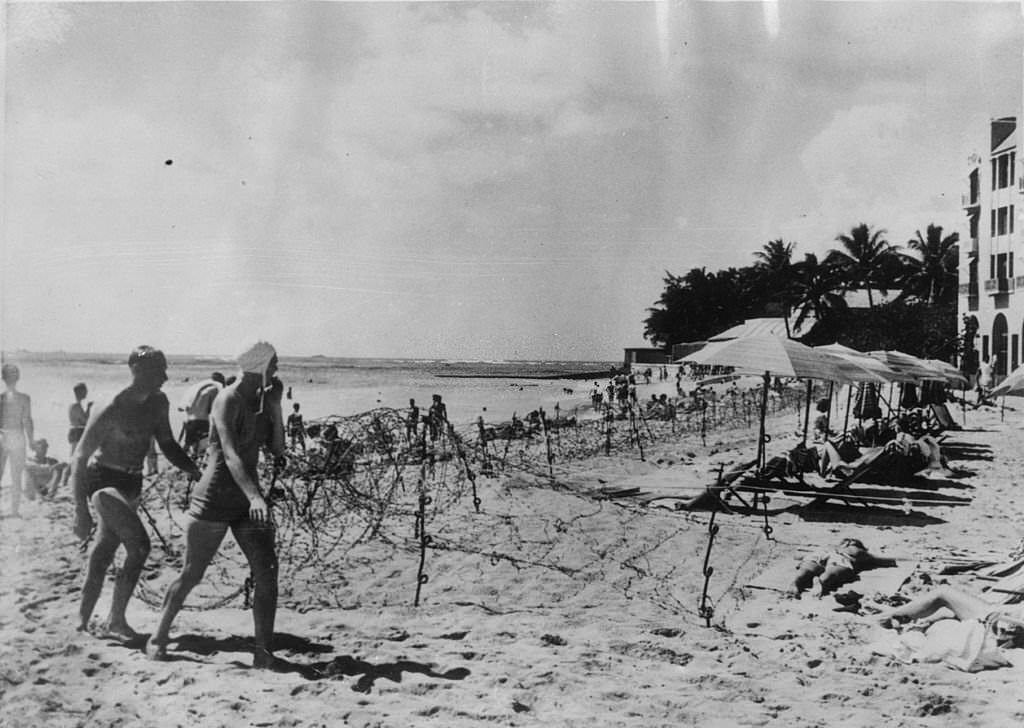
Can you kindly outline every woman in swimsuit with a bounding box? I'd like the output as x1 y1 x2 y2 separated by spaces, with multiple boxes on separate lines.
69 346 201 640
147 341 286 668
1 363 35 517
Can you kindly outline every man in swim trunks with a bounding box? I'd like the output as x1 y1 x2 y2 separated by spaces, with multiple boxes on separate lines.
70 346 201 640
146 341 286 669
67 382 92 456
1 363 36 516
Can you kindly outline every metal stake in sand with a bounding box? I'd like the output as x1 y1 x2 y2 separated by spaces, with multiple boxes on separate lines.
450 422 481 512
414 461 432 607
476 416 493 477
697 465 724 628
604 404 613 456
539 406 554 478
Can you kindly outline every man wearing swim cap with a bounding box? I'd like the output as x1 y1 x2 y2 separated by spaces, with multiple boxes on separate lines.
147 341 287 669
70 346 202 640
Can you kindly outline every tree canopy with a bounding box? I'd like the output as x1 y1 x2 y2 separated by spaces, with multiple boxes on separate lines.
642 223 959 359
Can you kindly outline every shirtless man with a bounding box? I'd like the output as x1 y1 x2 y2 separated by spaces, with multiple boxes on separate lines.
70 346 201 639
1 363 35 516
147 341 286 668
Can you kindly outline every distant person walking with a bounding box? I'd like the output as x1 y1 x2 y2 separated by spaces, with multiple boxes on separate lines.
68 382 92 456
977 357 994 404
147 341 286 669
427 394 448 442
1 363 35 516
70 346 200 640
287 402 306 452
406 398 420 443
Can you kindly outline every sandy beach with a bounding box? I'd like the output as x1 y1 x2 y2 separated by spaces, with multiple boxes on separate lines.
3 374 1024 728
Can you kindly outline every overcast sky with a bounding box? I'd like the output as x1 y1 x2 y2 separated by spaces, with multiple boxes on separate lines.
2 1 1022 360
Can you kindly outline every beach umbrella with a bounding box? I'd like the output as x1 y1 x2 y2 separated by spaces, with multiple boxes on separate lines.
685 336 841 464
685 336 841 380
989 364 1024 398
923 358 970 388
814 347 898 385
868 350 945 382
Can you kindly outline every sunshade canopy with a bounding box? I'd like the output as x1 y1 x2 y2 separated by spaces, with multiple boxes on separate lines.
684 335 841 381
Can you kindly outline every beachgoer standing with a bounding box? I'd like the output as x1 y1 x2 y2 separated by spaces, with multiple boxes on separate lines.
287 402 306 452
1 363 35 516
180 372 225 458
147 342 286 669
406 398 420 443
70 346 201 639
427 394 448 441
68 382 92 456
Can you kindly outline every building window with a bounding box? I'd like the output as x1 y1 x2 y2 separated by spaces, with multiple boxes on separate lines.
998 207 1009 235
1000 154 1012 189
992 209 997 237
983 335 990 361
1012 204 1016 234
993 159 998 190
991 254 996 279
997 253 1008 280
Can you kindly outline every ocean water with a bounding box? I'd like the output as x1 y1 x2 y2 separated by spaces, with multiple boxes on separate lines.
4 352 623 452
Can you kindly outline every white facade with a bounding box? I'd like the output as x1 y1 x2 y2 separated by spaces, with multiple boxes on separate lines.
958 116 1023 378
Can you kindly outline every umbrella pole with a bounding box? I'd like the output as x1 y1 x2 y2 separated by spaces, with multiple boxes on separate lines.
1002 396 1006 422
802 379 813 445
843 383 854 440
824 381 835 438
757 371 770 472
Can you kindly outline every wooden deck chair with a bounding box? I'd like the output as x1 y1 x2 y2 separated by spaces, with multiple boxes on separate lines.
928 402 962 433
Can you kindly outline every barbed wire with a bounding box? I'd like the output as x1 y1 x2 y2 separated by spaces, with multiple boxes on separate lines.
133 386 820 617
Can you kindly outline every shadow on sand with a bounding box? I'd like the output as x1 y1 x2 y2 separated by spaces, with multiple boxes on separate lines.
128 631 471 691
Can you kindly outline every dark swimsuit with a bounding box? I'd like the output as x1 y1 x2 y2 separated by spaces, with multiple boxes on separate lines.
86 463 143 501
189 400 261 523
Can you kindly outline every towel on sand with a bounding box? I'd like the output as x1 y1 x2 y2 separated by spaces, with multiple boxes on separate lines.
870 616 1011 672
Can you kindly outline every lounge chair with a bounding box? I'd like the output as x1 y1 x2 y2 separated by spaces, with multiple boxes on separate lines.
929 402 963 432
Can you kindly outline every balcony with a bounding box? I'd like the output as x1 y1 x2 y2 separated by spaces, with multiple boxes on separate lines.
984 277 1013 294
962 191 980 208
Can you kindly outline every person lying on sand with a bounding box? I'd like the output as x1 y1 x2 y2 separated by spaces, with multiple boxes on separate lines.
70 346 201 640
877 586 1024 631
789 538 896 597
147 342 287 669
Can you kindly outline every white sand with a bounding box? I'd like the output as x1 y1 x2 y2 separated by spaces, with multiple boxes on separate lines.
3 398 1024 727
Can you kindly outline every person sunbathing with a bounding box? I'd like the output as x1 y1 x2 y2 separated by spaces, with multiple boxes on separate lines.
789 537 896 597
824 426 955 482
878 586 1024 631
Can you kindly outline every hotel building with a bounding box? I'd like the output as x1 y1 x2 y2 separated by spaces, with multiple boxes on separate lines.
959 116 1022 379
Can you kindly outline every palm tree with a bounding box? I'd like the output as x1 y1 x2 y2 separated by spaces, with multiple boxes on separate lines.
753 239 796 274
753 239 798 331
790 253 848 330
902 224 960 304
830 223 899 307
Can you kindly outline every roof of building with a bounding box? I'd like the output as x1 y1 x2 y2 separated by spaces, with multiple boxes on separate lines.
708 316 814 341
841 288 898 308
